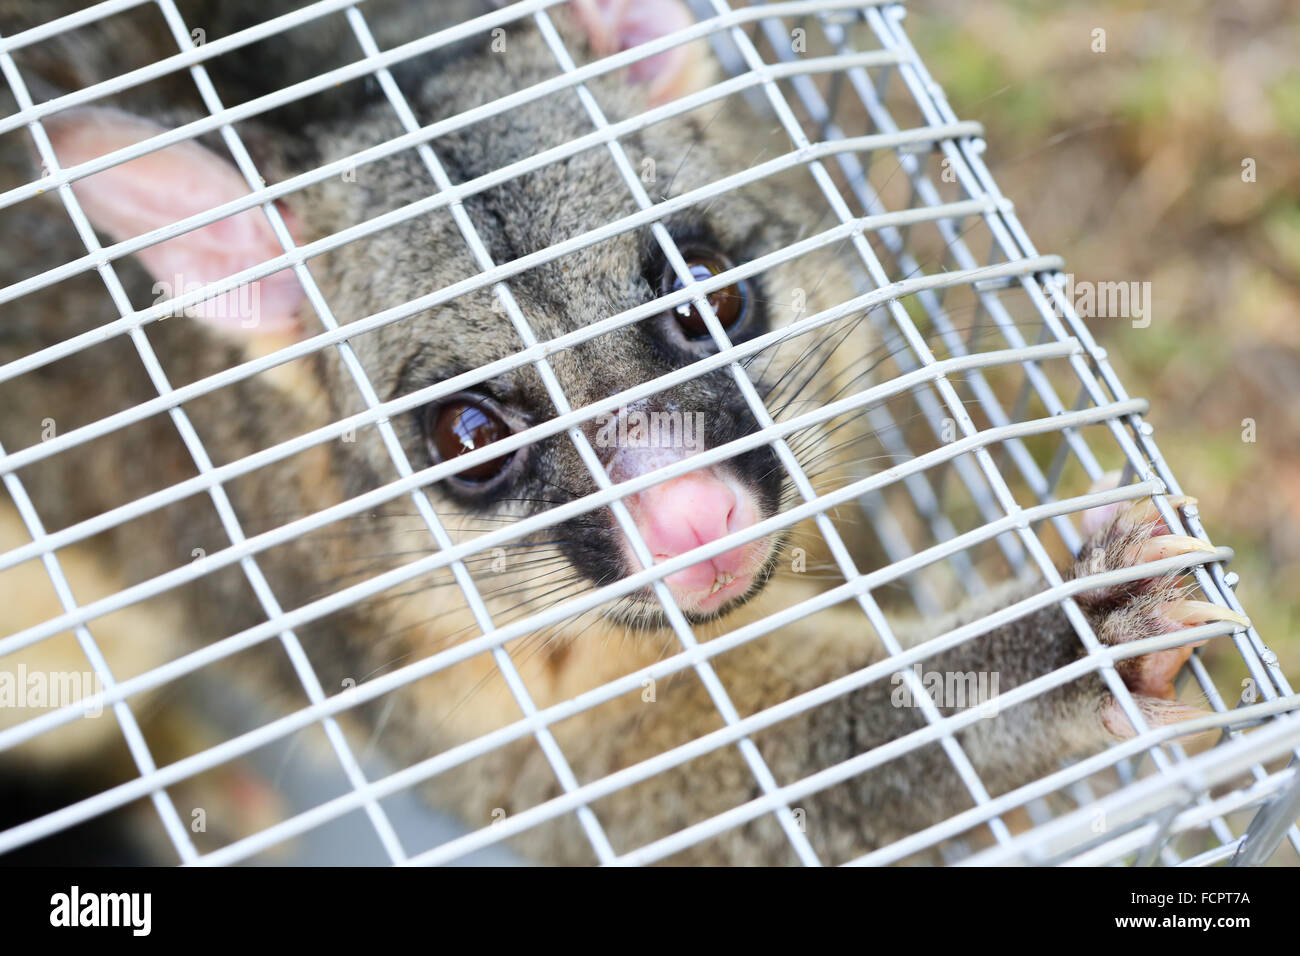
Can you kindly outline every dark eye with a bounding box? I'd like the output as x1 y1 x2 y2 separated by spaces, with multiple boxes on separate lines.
425 398 515 484
661 250 747 340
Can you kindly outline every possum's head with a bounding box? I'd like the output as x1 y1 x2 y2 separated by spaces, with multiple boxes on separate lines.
46 2 864 629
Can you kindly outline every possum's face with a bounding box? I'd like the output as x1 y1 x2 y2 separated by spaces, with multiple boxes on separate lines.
371 189 802 624
305 33 859 627
46 4 863 630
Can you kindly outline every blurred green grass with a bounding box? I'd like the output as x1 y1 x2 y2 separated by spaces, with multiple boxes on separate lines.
910 0 1300 688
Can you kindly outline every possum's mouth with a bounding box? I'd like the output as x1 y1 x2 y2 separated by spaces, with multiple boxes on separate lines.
606 532 782 630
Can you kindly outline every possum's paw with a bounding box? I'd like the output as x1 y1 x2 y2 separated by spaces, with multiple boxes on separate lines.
1070 495 1248 738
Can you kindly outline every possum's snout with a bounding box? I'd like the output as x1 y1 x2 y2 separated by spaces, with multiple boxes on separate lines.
607 446 773 617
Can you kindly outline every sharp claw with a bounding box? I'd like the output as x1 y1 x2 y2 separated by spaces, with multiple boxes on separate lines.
1122 495 1198 528
1136 534 1216 564
1164 599 1250 629
1122 498 1158 526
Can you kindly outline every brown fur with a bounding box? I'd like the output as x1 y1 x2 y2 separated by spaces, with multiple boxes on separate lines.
0 0 1206 865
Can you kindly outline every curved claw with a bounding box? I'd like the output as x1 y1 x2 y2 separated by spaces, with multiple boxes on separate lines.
1083 492 1197 538
1122 495 1197 529
1136 534 1216 564
1162 599 1250 630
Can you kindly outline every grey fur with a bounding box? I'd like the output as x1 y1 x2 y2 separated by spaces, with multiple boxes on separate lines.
0 0 1202 865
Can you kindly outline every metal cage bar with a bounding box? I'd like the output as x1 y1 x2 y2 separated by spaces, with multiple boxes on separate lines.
0 0 1295 867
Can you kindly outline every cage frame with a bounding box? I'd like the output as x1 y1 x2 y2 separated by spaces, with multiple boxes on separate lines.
0 0 1296 867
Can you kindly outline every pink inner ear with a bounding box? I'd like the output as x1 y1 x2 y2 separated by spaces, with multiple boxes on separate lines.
44 107 302 336
570 0 705 103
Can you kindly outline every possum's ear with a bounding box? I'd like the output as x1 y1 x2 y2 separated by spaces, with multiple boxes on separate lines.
569 0 716 103
43 107 304 337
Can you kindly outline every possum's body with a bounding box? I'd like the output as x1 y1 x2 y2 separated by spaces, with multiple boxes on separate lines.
0 0 1239 864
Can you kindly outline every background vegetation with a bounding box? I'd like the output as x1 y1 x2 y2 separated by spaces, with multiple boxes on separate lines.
910 0 1299 690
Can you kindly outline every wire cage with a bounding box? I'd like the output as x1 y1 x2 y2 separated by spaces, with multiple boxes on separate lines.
0 0 1297 867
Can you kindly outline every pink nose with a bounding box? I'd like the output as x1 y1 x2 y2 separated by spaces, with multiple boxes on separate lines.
623 469 760 600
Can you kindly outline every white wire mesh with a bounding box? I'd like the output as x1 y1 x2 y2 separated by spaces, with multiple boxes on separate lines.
0 0 1296 866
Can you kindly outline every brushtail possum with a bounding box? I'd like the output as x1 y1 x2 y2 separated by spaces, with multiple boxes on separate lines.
0 0 1244 864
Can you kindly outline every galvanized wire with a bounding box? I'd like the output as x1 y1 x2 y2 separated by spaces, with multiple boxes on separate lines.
0 0 1295 866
